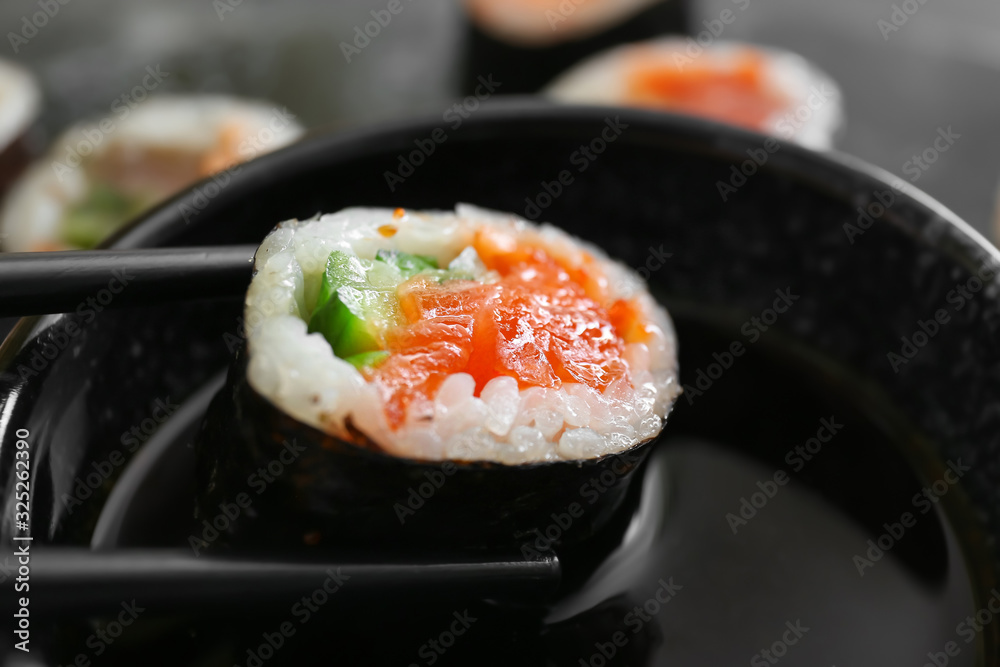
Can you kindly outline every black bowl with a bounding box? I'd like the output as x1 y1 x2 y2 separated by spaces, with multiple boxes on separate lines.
2 100 999 665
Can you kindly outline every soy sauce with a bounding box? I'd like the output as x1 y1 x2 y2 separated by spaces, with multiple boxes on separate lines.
537 309 995 666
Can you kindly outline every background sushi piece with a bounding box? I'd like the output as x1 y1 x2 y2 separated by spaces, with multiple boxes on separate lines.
546 38 844 150
0 60 43 340
994 178 1000 243
0 2 992 239
464 0 670 47
0 58 42 202
0 2 992 241
459 0 689 94
0 94 303 252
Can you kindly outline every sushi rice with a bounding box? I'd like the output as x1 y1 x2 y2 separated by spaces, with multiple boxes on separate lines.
245 205 680 465
0 58 40 155
0 94 303 252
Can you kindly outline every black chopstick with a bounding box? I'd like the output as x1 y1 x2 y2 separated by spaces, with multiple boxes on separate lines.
0 245 258 317
31 548 561 615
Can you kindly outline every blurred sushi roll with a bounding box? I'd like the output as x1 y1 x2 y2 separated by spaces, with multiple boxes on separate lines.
0 58 41 202
994 177 1000 245
0 94 303 252
197 205 680 549
546 38 844 150
460 0 688 94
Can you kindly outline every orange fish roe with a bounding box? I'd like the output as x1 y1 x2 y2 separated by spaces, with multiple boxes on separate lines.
625 50 789 132
367 227 646 429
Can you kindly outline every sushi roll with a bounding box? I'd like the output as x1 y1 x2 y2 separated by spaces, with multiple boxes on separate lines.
197 205 679 549
0 58 41 201
460 0 688 94
994 178 1000 245
546 38 844 150
0 94 303 252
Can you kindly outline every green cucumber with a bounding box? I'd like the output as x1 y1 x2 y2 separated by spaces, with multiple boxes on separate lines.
308 247 486 362
60 185 149 249
343 350 390 371
374 249 438 277
308 251 401 359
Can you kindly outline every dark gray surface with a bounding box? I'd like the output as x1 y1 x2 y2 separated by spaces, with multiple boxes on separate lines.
697 0 1000 240
1 0 998 239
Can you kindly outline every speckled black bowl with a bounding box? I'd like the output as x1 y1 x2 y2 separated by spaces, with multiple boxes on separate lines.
2 100 1000 665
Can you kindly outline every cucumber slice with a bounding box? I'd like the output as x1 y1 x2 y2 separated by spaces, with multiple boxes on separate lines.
308 251 401 359
343 350 390 371
375 249 438 277
314 251 368 307
330 285 396 357
308 247 485 363
60 185 149 249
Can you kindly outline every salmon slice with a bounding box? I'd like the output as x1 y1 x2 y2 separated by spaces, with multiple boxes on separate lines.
625 50 789 132
368 227 642 429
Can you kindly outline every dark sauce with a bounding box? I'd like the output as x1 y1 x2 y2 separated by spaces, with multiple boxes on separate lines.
55 308 996 666
538 302 995 666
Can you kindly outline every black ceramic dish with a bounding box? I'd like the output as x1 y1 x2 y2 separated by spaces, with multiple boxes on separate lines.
2 101 999 665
